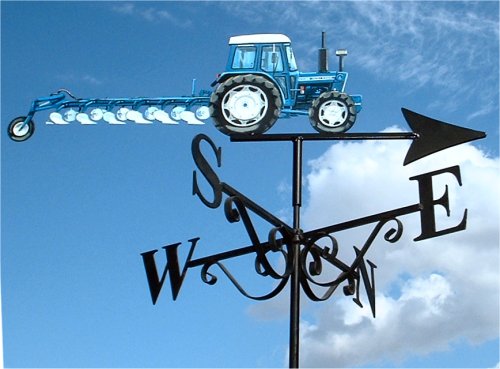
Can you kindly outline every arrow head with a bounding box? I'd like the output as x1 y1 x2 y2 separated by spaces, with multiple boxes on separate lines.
402 108 486 165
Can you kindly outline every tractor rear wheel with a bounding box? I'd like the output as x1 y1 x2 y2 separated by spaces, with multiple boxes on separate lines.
309 91 356 133
210 74 282 135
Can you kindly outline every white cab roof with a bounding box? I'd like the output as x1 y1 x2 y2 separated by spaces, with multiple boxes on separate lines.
229 34 291 45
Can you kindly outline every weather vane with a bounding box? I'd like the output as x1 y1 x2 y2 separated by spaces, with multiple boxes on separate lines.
7 32 359 141
8 33 487 368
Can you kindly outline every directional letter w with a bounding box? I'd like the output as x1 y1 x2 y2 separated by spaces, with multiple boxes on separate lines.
140 237 200 304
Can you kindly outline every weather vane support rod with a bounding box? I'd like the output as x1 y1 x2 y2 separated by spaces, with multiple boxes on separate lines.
290 136 303 368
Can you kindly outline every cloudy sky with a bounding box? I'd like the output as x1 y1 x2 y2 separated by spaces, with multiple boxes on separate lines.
1 1 498 368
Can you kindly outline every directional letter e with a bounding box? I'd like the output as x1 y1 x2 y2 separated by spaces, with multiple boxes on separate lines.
410 165 467 241
140 238 200 304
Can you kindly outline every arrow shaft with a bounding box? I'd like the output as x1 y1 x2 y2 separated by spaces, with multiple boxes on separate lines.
231 132 418 142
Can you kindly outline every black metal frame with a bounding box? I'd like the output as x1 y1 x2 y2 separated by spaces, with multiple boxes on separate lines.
141 108 486 368
218 134 405 368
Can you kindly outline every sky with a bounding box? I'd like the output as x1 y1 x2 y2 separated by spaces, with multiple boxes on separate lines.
1 1 499 368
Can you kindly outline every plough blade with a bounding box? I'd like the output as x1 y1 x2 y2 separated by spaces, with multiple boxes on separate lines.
33 89 212 128
145 107 177 124
180 111 204 125
103 111 125 125
47 112 68 125
45 107 210 126
76 113 97 125
125 109 153 124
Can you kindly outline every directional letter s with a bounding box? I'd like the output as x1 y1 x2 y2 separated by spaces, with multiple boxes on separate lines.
410 165 467 241
192 134 223 209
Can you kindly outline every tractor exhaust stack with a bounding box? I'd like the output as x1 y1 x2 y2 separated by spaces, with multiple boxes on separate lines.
318 31 329 73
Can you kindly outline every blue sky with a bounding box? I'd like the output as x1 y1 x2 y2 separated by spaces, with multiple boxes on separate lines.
1 1 499 368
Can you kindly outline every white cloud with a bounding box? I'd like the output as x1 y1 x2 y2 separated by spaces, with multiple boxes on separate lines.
340 2 498 118
218 1 499 118
56 73 103 86
296 129 499 367
111 3 134 15
82 74 103 86
110 3 192 28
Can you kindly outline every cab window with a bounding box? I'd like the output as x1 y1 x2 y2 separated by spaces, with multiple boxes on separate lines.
286 45 298 71
232 46 256 69
261 46 284 72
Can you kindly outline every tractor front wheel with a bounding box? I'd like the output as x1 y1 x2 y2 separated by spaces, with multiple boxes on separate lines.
8 116 35 142
309 91 356 133
210 74 282 135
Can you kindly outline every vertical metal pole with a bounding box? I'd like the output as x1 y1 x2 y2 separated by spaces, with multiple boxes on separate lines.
289 137 303 369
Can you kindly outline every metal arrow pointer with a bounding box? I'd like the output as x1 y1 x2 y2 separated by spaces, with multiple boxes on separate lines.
401 108 486 164
231 108 487 165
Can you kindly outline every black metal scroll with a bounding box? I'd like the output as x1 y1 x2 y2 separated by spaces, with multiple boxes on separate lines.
141 108 486 368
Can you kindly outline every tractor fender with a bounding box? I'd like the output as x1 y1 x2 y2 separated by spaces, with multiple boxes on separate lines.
213 72 286 106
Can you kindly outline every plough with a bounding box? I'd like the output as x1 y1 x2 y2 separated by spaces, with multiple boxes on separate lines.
7 86 212 141
8 33 362 141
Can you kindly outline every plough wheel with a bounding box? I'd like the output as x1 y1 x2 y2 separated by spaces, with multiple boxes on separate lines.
8 116 35 142
309 91 356 133
210 74 282 135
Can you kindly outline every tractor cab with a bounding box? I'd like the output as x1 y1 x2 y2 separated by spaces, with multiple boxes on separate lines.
209 33 362 135
225 34 300 108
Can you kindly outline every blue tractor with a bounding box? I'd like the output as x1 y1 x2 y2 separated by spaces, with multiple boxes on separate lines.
7 33 361 141
209 32 362 135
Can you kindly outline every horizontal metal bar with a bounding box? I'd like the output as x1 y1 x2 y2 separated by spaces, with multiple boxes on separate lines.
231 132 419 142
302 203 423 238
188 244 256 268
187 203 423 270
